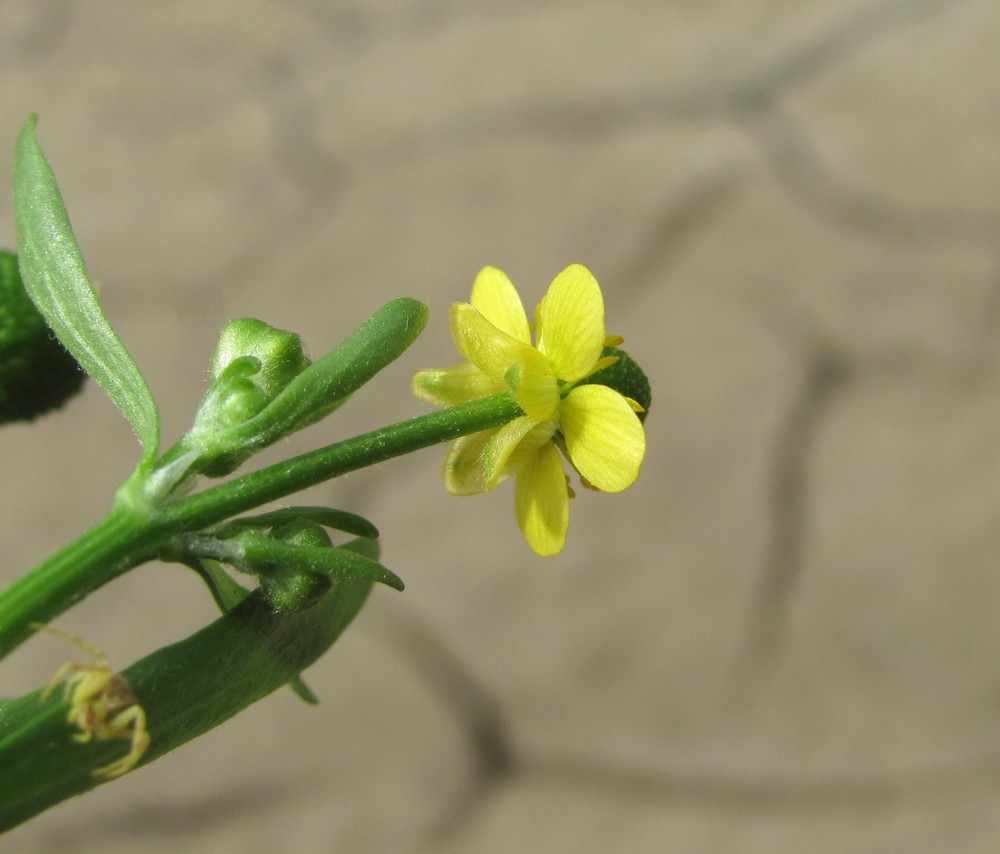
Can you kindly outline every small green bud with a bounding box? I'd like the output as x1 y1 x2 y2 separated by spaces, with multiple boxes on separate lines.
187 357 268 476
212 318 310 398
256 521 333 611
259 568 332 612
0 250 85 424
273 518 334 549
188 320 311 476
581 346 651 423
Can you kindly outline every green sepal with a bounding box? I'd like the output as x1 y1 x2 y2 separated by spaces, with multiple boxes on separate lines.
256 520 337 609
0 250 85 423
196 356 270 433
13 116 160 464
0 548 374 832
187 356 271 476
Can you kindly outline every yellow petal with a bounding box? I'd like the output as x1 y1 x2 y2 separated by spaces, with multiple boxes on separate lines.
470 267 531 344
442 431 494 495
515 441 569 556
505 346 559 421
481 415 539 489
536 264 606 384
560 384 645 493
450 303 532 384
506 420 559 471
412 361 503 407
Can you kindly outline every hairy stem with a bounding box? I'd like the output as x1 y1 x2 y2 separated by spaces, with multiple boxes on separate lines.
158 393 519 531
0 507 152 659
0 394 520 662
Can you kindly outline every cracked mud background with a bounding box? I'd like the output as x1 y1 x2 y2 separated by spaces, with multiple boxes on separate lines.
2 1 1000 851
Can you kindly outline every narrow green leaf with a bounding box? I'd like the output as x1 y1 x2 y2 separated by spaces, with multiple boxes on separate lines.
240 535 405 591
212 506 379 540
275 297 429 433
13 116 159 462
285 673 321 705
187 556 253 612
0 541 375 832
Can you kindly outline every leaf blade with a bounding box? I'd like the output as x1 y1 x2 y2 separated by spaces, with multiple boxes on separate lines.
12 116 159 461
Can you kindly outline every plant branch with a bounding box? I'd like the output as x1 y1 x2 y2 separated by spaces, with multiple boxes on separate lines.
0 393 521 662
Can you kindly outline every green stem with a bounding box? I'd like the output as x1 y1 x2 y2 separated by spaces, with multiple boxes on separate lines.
158 393 521 532
0 507 152 660
0 393 520 662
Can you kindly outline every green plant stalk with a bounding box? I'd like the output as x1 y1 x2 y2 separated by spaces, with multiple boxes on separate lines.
159 392 521 531
0 393 521 661
0 507 153 660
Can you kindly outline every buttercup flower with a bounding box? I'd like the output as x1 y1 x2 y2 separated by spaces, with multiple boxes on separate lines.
413 264 646 556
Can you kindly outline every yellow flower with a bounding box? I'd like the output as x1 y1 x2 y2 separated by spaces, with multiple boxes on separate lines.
413 265 646 556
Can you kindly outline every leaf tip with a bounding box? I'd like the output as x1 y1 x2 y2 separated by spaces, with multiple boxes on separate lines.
381 570 405 592
16 115 39 152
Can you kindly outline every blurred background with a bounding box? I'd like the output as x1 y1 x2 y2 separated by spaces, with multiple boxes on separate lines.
2 1 1000 851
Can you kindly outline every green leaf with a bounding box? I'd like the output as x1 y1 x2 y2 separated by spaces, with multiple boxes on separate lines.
187 556 254 612
13 116 159 463
212 506 379 541
0 540 375 832
238 535 404 591
274 297 429 433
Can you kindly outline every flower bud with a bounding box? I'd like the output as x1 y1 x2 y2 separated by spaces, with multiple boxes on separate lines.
256 520 333 611
211 318 310 399
187 320 311 475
